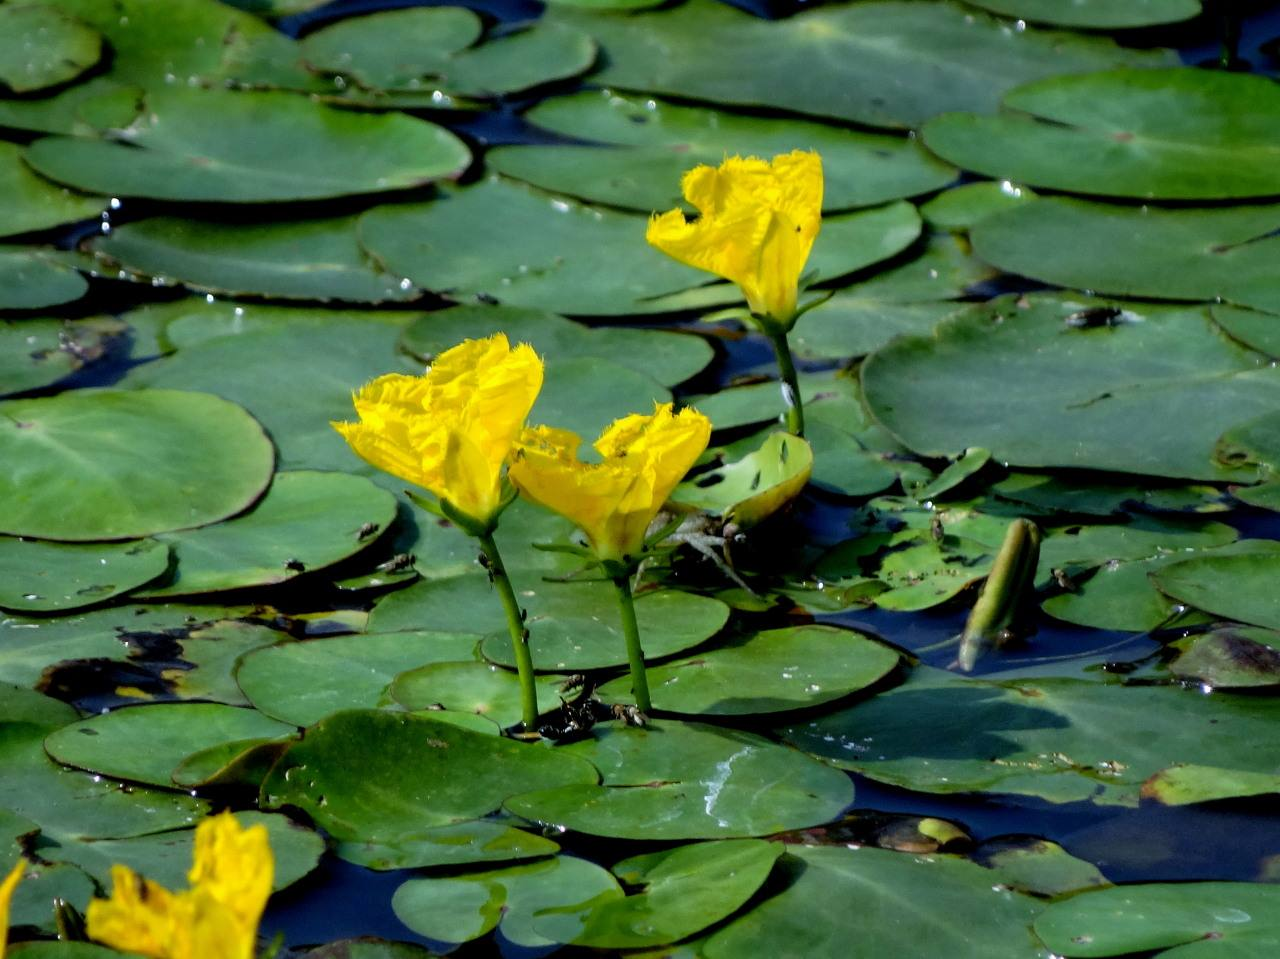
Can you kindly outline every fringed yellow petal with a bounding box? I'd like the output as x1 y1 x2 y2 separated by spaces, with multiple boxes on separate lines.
332 334 544 530
1 859 24 958
86 865 181 959
510 404 711 562
646 150 823 329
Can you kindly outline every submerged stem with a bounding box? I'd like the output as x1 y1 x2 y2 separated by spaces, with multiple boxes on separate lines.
611 574 652 714
766 329 804 437
478 531 539 731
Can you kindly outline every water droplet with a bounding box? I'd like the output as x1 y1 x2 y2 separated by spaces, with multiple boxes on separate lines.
1213 908 1251 924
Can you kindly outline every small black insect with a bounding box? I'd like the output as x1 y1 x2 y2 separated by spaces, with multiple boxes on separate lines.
1063 306 1124 329
356 522 380 541
375 553 415 574
283 558 306 572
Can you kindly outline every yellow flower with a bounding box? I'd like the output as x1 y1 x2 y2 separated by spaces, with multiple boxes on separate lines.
332 333 543 532
87 812 273 959
509 403 711 563
646 150 822 330
1 859 23 958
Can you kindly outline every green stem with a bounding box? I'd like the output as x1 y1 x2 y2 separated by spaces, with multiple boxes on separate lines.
610 574 652 714
478 532 539 730
1219 1 1240 70
766 329 804 437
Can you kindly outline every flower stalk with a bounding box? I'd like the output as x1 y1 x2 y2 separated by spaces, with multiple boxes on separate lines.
765 327 804 437
609 569 652 714
478 530 539 730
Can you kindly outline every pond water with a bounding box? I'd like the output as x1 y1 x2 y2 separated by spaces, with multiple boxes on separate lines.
7 0 1280 957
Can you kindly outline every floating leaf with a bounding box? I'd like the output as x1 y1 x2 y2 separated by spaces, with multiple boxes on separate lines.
0 4 101 92
925 69 1280 201
0 247 87 310
863 293 1280 480
0 389 275 541
780 666 1280 805
975 838 1109 898
92 215 421 303
1211 304 1280 358
671 433 813 529
0 537 169 612
703 845 1045 958
0 142 103 238
1142 764 1280 806
506 720 854 839
964 0 1200 27
337 819 560 871
920 181 1037 231
26 87 469 202
1034 882 1280 957
596 624 899 716
489 90 955 212
389 662 569 728
557 0 1170 129
1166 627 1280 688
1153 552 1280 630
0 316 124 398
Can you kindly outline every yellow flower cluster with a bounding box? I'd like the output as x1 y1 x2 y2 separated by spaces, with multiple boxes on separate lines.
647 150 823 330
86 812 273 959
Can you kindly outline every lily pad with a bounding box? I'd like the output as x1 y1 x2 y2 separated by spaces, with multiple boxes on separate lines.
863 293 1280 480
1153 552 1280 630
532 357 671 441
136 471 396 598
0 141 103 238
389 662 569 727
0 317 124 398
1142 764 1280 806
1211 304 1280 358
969 197 1280 314
506 720 854 839
1034 882 1280 957
780 666 1280 805
0 4 102 92
0 537 169 612
703 845 1044 958
965 0 1200 27
237 631 483 727
597 625 899 716
0 76 142 136
557 0 1170 129
924 69 1280 201
400 304 713 388
25 87 470 202
91 215 421 303
43 701 295 788
976 838 1109 897
0 247 87 310
161 621 284 706
489 89 955 212
544 840 782 949
337 819 560 871
1166 627 1280 688
993 471 1228 517
300 8 595 97
920 181 1037 231
1036 516 1238 588
671 433 813 529
371 573 729 671
259 709 599 843
0 389 275 541
392 856 622 947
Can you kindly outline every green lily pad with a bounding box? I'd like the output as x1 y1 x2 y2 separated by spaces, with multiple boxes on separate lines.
136 471 396 598
10 947 135 959
1036 516 1238 588
92 215 421 303
336 819 560 871
389 662 569 727
924 69 1280 201
0 4 101 92
300 8 595 97
920 181 1038 231
0 537 169 612
400 304 713 388
44 702 295 788
544 840 782 949
371 573 729 671
532 357 670 442
0 317 124 398
392 856 622 947
1216 410 1280 472
976 838 1109 897
1211 304 1280 358
671 433 813 529
994 471 1229 517
557 0 1170 129
1153 552 1280 630
1167 627 1280 688
0 247 87 309
780 666 1280 805
42 810 322 892
1142 763 1280 806
690 371 856 433
965 0 1200 27
0 142 103 238
969 197 1280 314
1034 882 1280 957
0 389 275 541
260 710 599 844
25 87 469 202
489 89 955 212
506 720 853 839
237 631 483 727
703 845 1044 958
863 293 1280 480
0 76 142 136
597 625 899 716
2 852 96 935
120 308 414 473
160 621 283 706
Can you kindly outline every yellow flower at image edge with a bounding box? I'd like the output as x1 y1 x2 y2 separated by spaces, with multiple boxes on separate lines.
646 150 822 329
510 403 711 563
1 858 23 957
87 812 273 959
332 333 544 531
